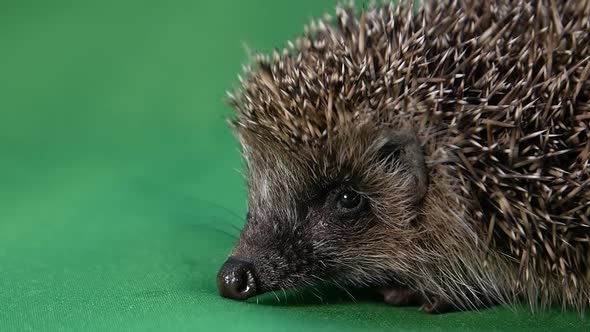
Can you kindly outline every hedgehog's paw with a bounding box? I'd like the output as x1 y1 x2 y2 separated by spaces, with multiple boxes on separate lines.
378 287 426 306
419 295 455 314
379 288 456 313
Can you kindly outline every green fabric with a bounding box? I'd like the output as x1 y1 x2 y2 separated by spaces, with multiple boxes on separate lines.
0 0 588 330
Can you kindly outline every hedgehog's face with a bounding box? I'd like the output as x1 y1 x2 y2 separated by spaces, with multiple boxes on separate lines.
217 127 429 301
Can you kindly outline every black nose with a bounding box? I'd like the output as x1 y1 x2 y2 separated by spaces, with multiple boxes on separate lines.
217 257 259 300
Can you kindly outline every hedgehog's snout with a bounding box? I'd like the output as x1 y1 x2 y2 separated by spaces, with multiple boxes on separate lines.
217 256 259 301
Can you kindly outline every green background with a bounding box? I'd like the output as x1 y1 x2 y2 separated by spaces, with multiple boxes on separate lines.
0 0 588 330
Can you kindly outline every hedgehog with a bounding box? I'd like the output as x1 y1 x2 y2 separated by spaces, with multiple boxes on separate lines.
216 0 590 313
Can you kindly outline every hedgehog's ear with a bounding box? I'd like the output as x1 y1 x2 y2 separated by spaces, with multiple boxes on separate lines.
374 130 428 200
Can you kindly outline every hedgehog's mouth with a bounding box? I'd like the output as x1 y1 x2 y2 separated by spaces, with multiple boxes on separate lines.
217 255 321 301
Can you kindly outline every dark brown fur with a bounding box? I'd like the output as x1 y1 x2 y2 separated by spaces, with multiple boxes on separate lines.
226 0 590 312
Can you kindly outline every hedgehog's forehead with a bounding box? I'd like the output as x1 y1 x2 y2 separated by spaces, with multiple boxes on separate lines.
238 125 380 190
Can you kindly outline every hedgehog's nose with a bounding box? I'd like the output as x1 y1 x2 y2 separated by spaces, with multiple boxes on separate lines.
217 257 259 300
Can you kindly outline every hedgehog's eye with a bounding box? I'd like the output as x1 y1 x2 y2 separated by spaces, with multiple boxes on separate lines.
336 190 365 211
